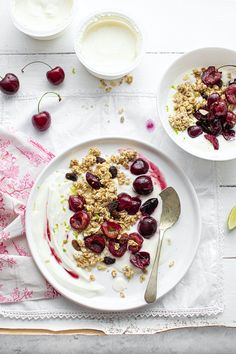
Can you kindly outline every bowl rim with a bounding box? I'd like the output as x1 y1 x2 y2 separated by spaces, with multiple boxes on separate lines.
10 0 74 38
157 46 236 161
74 10 144 78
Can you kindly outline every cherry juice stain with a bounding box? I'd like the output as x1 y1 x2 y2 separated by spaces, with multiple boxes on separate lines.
146 119 155 132
149 161 167 190
64 269 79 279
50 247 62 264
138 153 167 190
46 220 51 241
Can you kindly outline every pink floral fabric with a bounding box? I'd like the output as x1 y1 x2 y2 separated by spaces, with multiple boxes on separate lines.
0 127 60 303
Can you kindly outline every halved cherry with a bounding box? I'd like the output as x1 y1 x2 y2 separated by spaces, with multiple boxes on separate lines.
70 211 90 231
86 172 102 190
225 84 236 104
128 233 143 253
108 235 128 257
101 221 122 239
117 193 141 215
207 93 220 108
68 195 86 212
209 99 227 117
201 66 222 86
226 111 236 125
128 197 141 215
84 234 105 254
204 134 219 150
117 193 132 211
130 251 150 269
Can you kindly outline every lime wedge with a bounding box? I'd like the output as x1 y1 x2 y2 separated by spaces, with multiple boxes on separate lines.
227 206 236 231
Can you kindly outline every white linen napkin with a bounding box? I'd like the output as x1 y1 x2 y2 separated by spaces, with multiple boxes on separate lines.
0 92 223 319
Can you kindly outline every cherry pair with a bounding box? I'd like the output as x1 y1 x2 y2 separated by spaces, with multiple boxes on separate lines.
0 61 65 95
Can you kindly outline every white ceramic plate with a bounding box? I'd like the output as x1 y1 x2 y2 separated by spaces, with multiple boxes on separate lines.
26 137 201 312
158 47 236 161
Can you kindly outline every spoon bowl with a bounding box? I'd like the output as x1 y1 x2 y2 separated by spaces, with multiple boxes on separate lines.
159 187 181 230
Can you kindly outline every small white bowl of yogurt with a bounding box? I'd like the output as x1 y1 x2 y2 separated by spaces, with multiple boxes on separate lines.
74 11 144 80
10 0 74 40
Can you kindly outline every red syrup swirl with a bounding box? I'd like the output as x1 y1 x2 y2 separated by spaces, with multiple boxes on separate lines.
50 246 62 264
138 154 167 190
64 269 79 279
46 220 51 241
148 160 167 190
46 219 79 279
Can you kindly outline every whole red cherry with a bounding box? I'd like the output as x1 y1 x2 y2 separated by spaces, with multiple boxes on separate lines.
32 111 51 131
21 61 65 85
0 73 20 95
32 92 61 131
46 66 65 85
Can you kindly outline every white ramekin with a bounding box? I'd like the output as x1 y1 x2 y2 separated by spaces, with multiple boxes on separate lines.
10 0 74 40
74 11 144 80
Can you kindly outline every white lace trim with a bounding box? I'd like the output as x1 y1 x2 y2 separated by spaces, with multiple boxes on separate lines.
0 304 223 320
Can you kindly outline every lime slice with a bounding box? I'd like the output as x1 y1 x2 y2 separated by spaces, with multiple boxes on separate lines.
227 206 236 231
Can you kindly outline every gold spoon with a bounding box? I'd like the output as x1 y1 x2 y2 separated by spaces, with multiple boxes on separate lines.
144 186 181 303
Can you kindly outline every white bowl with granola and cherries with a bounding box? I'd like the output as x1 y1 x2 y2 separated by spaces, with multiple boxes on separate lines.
158 47 236 161
26 138 201 311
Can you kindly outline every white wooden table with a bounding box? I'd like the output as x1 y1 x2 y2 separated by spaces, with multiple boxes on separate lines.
1 0 236 335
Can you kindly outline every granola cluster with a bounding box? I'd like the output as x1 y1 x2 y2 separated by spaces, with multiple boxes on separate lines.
122 266 134 279
70 148 138 236
169 68 227 131
99 75 133 93
69 148 142 275
70 148 100 175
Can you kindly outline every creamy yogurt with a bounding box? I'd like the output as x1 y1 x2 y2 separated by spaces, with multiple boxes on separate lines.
31 155 168 297
11 0 73 36
75 12 143 78
79 17 138 72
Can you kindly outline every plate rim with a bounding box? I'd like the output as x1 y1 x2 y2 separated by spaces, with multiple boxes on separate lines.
25 136 202 312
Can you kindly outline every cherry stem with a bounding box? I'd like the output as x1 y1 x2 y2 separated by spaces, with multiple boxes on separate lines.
38 92 62 113
218 65 236 70
21 61 53 73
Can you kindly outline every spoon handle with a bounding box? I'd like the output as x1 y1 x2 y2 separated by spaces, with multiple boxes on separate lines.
144 229 165 303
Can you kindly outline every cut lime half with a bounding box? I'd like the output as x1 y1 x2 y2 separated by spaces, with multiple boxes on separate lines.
227 206 236 231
